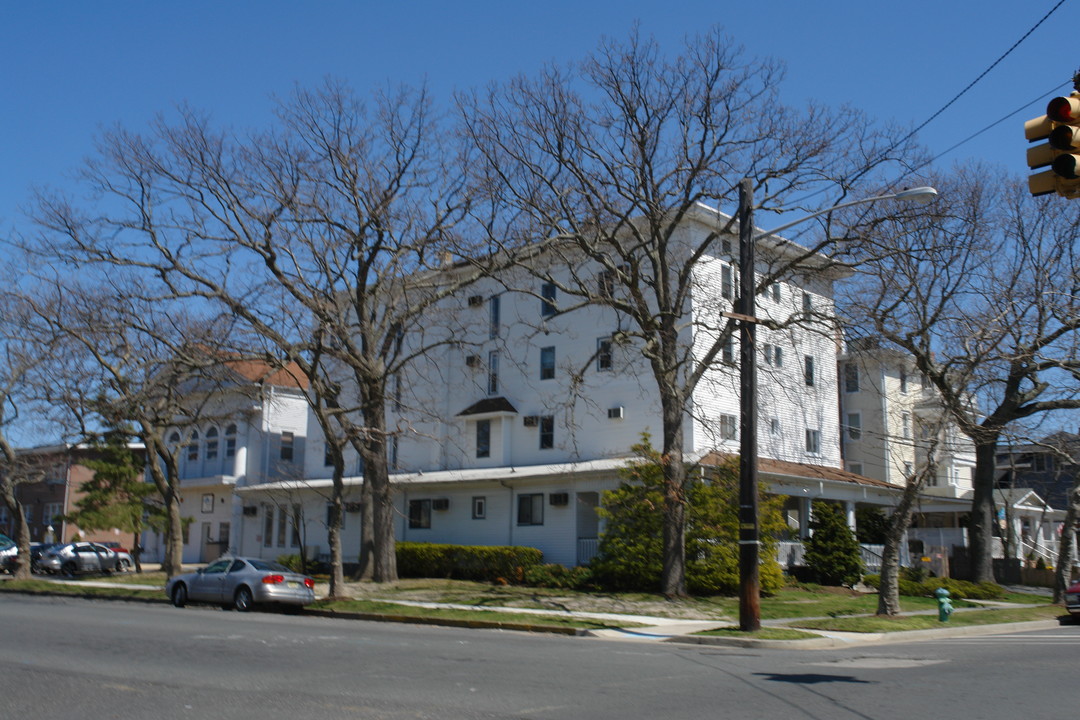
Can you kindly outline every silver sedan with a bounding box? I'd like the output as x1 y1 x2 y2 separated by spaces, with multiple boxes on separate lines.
166 556 316 612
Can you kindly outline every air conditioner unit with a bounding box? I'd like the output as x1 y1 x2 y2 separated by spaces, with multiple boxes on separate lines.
465 355 481 368
432 498 450 511
549 492 569 506
345 502 363 513
242 506 258 517
607 406 625 420
467 295 484 307
523 415 539 427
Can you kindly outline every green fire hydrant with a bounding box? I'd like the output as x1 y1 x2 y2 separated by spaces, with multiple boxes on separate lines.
934 587 953 622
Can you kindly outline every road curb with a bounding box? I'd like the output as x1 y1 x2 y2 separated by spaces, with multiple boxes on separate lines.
303 607 588 635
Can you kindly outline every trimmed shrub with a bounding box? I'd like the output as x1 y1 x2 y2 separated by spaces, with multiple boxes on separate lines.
396 542 543 583
522 563 594 589
862 572 1006 600
803 500 863 587
590 438 787 596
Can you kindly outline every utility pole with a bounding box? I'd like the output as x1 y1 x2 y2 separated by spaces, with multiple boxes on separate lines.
737 177 761 632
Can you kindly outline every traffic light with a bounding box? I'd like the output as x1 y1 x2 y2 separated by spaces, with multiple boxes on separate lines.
1025 93 1080 198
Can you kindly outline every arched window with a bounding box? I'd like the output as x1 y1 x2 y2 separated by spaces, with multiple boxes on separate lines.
187 430 200 462
205 427 219 460
168 431 181 449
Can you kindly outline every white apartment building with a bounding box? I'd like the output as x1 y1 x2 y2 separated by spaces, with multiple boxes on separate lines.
234 206 905 567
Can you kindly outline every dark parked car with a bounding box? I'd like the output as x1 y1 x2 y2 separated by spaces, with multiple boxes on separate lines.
1066 579 1080 617
0 533 16 573
166 557 316 612
37 542 123 576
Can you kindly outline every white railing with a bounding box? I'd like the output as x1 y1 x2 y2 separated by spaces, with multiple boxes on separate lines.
774 541 908 573
577 537 599 566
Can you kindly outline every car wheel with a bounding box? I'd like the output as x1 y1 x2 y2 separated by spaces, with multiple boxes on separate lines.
61 562 77 578
171 583 188 608
234 586 255 613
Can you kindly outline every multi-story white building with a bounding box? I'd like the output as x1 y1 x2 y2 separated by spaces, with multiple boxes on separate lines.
141 359 309 564
234 206 905 567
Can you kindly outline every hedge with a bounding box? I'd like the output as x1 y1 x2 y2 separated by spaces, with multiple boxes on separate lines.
396 542 544 583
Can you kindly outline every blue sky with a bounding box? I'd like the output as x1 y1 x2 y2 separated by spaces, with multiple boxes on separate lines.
0 1 1071 234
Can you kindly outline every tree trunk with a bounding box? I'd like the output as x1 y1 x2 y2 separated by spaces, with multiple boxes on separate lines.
163 491 184 577
1053 484 1080 603
659 387 687 598
10 500 32 580
877 467 930 615
353 480 375 581
326 490 346 597
969 441 1000 583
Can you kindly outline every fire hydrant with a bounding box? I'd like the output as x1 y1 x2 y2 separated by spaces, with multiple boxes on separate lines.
934 587 953 622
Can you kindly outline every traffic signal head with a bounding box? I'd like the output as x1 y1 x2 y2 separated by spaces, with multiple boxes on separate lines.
1025 93 1080 199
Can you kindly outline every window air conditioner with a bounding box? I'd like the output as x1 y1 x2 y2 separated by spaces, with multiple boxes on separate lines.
523 415 539 427
432 498 450 511
607 406 625 420
467 295 484 307
465 355 481 368
549 492 569 506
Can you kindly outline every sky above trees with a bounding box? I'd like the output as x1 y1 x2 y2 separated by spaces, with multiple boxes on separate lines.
0 0 1071 240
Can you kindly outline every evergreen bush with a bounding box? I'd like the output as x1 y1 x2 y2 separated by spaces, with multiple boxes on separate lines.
803 500 863 586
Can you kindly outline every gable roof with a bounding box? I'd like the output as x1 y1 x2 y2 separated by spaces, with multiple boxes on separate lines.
223 358 309 390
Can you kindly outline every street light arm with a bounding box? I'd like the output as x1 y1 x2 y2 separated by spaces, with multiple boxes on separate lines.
752 187 938 241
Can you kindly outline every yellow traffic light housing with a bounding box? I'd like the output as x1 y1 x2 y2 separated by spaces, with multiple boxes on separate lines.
1025 91 1080 199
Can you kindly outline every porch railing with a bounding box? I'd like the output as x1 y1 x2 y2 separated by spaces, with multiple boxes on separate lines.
577 537 599 566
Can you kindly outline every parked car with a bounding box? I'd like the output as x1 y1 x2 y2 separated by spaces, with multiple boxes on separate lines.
0 533 16 573
1066 579 1080 617
166 556 316 612
29 543 59 573
98 542 133 571
37 542 123 576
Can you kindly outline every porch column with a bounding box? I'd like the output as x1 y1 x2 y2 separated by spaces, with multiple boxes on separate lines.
844 501 857 533
798 497 813 539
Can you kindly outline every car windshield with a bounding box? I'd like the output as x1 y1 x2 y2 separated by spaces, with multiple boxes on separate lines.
0 534 14 550
248 559 291 573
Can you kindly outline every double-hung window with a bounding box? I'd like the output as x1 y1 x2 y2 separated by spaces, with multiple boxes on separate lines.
517 493 544 526
540 347 555 380
540 283 556 317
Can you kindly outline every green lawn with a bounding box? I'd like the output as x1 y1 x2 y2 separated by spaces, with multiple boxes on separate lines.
0 578 164 600
790 604 1065 633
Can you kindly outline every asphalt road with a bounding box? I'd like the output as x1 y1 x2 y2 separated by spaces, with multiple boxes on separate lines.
1 594 1078 720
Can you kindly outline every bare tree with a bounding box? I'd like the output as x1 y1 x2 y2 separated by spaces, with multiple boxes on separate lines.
459 28 920 595
31 80 489 585
847 172 1080 584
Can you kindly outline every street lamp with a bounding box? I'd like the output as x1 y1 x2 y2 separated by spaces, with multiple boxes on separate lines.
736 181 938 632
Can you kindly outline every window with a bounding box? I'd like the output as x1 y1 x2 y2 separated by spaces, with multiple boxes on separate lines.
517 493 544 525
899 369 909 394
276 505 287 547
263 506 274 548
323 441 335 467
488 295 500 338
770 283 781 302
390 435 399 469
721 264 735 300
291 505 302 547
23 506 34 523
804 355 815 386
487 351 499 394
205 427 219 460
539 415 554 449
846 413 862 440
769 418 781 436
805 428 821 454
540 283 556 317
409 499 432 529
280 431 294 461
476 419 491 458
902 412 911 439
540 346 555 380
326 502 345 530
472 496 486 519
598 269 615 298
597 337 613 372
225 424 237 458
762 343 782 367
802 291 812 313
848 462 863 475
904 461 914 477
844 363 859 393
722 336 735 364
720 414 738 441
43 502 63 525
187 430 200 462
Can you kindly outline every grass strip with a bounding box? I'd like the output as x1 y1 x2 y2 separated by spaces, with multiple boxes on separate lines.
1 578 164 600
790 604 1064 633
310 598 644 631
695 626 822 640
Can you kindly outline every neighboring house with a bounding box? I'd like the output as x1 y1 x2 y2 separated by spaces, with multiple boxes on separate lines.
139 358 309 564
234 205 917 567
996 431 1080 510
0 443 145 547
